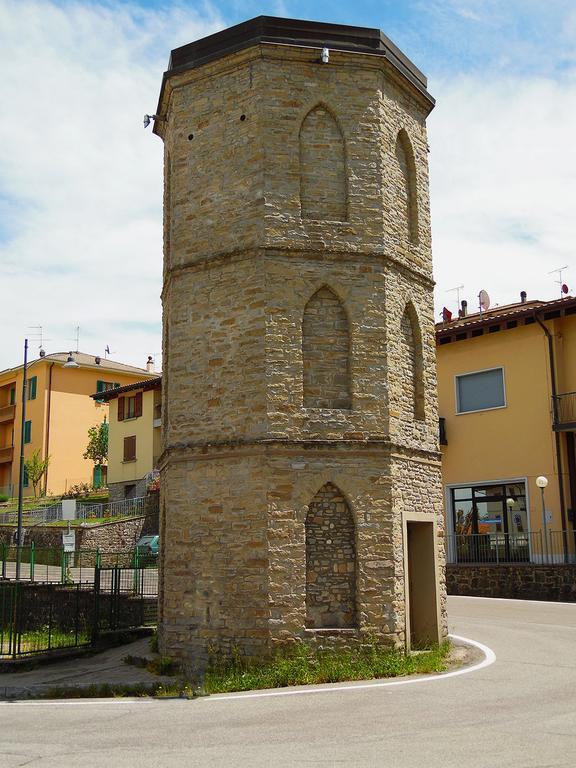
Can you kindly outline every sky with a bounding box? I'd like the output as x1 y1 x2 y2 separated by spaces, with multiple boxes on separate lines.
0 0 575 371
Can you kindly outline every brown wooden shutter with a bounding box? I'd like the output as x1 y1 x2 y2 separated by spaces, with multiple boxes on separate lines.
123 435 136 462
135 391 143 418
118 396 125 421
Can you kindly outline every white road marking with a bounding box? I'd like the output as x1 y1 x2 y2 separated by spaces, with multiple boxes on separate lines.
204 633 496 702
0 633 495 707
451 595 576 607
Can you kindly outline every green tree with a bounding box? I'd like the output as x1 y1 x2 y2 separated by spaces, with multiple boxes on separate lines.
24 450 50 498
84 420 109 468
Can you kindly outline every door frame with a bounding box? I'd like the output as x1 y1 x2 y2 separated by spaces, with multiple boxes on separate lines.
402 511 443 652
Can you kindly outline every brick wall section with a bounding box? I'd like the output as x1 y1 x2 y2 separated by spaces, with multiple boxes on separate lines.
299 106 346 221
305 482 357 628
447 564 576 602
302 287 351 409
157 41 446 668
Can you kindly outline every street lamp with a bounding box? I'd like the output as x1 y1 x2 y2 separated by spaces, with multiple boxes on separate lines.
536 475 549 564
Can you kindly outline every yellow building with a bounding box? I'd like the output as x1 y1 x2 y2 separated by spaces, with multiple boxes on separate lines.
437 294 576 564
0 352 157 498
92 377 161 501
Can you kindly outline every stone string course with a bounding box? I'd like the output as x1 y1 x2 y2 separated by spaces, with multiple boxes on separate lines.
156 41 446 668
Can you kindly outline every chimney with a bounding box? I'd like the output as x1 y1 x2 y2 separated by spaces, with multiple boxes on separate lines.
520 291 527 303
146 355 154 373
459 300 468 318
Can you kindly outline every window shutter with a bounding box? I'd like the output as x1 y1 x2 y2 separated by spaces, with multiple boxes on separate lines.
24 420 32 444
96 380 104 393
28 376 37 400
118 397 125 421
23 466 29 487
135 391 143 418
123 436 136 461
9 387 15 405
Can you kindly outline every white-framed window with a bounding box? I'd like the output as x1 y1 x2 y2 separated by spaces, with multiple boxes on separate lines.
455 367 506 414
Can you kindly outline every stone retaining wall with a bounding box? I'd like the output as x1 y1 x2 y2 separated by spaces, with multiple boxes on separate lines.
447 564 576 602
0 516 151 552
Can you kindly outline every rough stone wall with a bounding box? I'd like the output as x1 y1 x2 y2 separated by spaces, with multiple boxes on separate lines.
108 477 148 503
157 40 444 667
0 516 148 551
305 482 356 628
447 564 576 602
302 287 351 409
299 106 346 221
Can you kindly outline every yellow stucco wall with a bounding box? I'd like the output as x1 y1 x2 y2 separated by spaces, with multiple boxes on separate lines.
438 319 571 537
107 387 158 485
0 359 156 497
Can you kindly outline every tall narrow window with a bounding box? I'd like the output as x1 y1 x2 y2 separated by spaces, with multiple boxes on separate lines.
399 303 425 421
305 482 357 629
27 376 37 401
299 105 346 221
24 420 32 444
302 287 351 409
395 130 419 244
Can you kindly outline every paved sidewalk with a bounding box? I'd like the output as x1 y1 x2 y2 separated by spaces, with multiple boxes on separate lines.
0 638 174 699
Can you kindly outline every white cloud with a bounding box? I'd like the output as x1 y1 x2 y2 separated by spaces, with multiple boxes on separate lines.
0 0 224 371
429 72 576 316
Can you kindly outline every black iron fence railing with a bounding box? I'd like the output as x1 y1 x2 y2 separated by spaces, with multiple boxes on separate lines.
446 531 575 565
0 565 158 659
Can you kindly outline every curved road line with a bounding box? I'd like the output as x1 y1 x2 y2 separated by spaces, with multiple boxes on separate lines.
0 633 496 707
205 633 496 702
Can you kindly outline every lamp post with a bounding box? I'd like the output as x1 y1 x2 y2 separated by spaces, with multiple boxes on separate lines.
536 476 549 564
15 339 28 580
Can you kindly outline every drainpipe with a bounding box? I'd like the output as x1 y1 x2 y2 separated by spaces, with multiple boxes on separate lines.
535 311 569 559
43 362 55 496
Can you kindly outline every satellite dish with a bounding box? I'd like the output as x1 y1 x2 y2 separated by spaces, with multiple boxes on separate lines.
479 289 490 312
442 307 453 323
562 283 569 295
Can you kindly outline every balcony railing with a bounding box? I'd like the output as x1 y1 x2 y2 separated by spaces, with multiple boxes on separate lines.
553 392 576 430
446 531 574 565
0 404 15 425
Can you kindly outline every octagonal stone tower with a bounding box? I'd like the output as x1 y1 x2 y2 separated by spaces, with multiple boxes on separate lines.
154 16 447 669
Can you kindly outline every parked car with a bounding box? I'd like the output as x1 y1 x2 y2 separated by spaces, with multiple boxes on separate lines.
134 535 159 566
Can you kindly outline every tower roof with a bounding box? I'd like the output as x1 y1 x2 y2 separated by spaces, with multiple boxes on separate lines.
155 16 433 121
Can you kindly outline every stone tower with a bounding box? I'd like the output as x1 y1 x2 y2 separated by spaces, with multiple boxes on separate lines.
154 17 446 669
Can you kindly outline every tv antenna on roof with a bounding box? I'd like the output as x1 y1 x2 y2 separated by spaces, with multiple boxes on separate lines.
446 284 464 309
68 325 80 352
478 289 490 314
28 325 51 357
548 265 569 297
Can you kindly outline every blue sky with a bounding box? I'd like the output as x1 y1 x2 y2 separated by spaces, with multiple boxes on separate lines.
1 0 575 370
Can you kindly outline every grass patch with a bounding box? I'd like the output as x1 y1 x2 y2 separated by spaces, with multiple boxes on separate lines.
202 639 450 694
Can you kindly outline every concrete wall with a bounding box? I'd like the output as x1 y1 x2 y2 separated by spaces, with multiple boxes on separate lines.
447 564 576 602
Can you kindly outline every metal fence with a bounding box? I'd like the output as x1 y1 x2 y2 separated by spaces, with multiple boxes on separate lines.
0 545 158 588
446 531 575 565
0 495 154 527
0 566 157 659
76 496 150 521
0 502 62 526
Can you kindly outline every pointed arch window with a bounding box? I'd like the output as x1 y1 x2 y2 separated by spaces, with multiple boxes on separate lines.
302 287 351 409
305 482 357 629
299 105 347 221
395 130 419 244
399 303 425 421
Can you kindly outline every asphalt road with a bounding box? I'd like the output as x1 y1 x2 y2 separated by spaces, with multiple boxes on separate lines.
2 595 576 768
